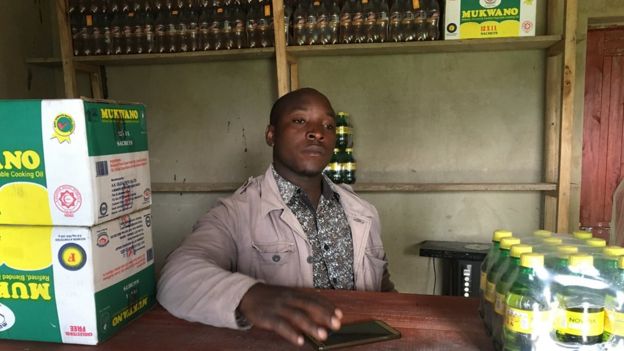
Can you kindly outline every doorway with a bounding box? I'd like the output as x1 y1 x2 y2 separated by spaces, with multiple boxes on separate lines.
580 27 624 241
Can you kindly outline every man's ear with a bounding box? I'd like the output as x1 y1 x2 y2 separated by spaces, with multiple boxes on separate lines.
265 125 275 146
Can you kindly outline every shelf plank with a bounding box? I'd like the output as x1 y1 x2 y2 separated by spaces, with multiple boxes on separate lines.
152 182 557 193
286 35 563 57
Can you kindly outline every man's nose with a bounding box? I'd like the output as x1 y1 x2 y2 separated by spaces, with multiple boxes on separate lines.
306 126 324 140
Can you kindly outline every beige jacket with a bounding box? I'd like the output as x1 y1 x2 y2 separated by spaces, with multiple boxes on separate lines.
157 166 394 329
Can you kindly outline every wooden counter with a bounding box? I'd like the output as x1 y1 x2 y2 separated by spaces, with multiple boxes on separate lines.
0 290 493 350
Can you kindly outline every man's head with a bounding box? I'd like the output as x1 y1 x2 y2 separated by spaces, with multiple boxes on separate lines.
266 88 336 180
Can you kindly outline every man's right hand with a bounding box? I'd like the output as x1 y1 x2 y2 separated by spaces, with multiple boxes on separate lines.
238 283 343 346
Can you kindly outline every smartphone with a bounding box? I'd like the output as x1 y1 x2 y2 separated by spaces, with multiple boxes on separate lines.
306 319 401 350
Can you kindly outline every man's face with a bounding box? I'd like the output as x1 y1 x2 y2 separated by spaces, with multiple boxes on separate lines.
266 93 336 178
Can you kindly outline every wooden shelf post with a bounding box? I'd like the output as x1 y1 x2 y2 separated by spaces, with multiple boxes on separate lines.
272 0 290 96
56 0 78 98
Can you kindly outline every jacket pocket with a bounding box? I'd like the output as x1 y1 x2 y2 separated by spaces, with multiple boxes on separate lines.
252 241 295 266
363 246 387 291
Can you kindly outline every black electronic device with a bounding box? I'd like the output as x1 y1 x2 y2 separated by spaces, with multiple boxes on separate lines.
419 240 490 298
306 320 401 350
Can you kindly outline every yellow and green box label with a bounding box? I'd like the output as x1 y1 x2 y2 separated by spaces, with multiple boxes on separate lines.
0 208 155 345
444 0 537 39
0 99 151 226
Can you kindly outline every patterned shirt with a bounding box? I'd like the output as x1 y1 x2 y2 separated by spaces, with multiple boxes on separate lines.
272 166 355 290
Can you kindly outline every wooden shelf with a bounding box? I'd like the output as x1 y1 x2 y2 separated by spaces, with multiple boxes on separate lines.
27 35 562 68
286 35 563 58
152 182 557 193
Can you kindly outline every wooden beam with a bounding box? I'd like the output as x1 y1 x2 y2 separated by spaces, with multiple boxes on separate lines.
289 61 299 90
543 0 562 231
152 182 557 193
557 0 578 233
272 0 289 96
55 0 78 98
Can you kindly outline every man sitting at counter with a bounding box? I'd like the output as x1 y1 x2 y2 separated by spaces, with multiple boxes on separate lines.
157 87 394 346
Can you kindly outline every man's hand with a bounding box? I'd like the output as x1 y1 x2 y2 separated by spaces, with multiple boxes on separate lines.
238 283 343 346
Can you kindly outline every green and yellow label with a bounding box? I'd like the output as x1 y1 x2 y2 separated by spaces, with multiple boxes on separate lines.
485 281 496 303
495 292 506 315
480 272 486 291
605 309 624 337
505 305 551 335
51 114 75 144
555 309 604 337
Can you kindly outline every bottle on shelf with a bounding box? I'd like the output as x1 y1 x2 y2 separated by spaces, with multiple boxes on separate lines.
122 0 138 54
198 0 212 50
167 0 182 52
389 0 403 42
292 0 307 45
245 0 259 47
306 0 322 45
179 0 200 52
325 0 340 44
133 0 148 54
142 0 156 53
232 0 248 48
101 0 114 55
503 253 553 351
342 147 356 184
81 0 96 55
374 0 389 42
154 0 169 52
401 0 416 41
338 0 356 44
210 0 226 50
111 0 125 53
424 0 439 40
256 0 273 47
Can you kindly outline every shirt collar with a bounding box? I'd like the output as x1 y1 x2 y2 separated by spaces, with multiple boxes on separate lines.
271 164 336 205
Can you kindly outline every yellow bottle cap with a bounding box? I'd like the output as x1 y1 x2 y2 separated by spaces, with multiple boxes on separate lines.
337 112 349 117
573 231 593 240
543 237 563 245
604 246 624 257
557 245 578 255
585 238 606 247
533 230 552 238
500 237 521 250
493 230 512 242
510 244 533 258
521 253 544 269
569 254 594 268
620 256 624 270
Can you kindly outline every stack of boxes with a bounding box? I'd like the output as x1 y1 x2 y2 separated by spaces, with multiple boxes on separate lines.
0 99 155 345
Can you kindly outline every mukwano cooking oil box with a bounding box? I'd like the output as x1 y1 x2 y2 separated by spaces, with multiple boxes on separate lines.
444 0 537 39
0 99 151 226
0 208 155 344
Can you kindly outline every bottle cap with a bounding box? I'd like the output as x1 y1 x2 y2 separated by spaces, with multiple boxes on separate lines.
345 148 353 153
510 244 532 258
492 230 512 242
557 245 578 255
569 254 594 268
521 253 544 269
619 256 624 270
500 237 521 250
542 237 563 245
585 238 606 247
603 246 624 257
333 148 339 153
533 230 552 238
572 230 592 240
337 112 349 117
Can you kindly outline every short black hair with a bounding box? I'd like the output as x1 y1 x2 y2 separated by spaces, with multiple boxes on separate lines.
269 88 335 126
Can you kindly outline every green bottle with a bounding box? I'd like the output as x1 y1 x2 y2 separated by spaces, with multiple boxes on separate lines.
544 245 578 272
595 246 624 282
604 256 624 346
581 237 607 255
327 148 342 184
341 148 356 184
503 253 552 351
335 112 352 149
555 254 605 346
480 230 513 320
485 237 522 335
493 244 533 351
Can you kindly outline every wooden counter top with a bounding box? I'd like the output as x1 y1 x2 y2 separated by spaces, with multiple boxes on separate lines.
0 290 493 350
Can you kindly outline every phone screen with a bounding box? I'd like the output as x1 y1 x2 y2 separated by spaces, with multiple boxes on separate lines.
307 320 401 350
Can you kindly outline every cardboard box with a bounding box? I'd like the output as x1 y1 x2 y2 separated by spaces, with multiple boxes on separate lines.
0 99 151 226
444 0 537 39
0 208 155 344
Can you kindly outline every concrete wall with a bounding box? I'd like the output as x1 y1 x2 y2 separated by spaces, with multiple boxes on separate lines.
0 0 60 98
7 0 623 294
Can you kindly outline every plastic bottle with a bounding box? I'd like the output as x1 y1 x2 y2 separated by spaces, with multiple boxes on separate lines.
545 245 578 272
503 253 553 351
133 0 147 54
595 246 624 282
342 148 356 184
572 230 593 241
122 0 138 54
424 0 439 40
221 1 235 50
245 0 259 47
142 0 156 53
338 0 356 44
361 0 376 42
555 254 605 346
232 0 247 48
293 0 307 45
480 229 513 320
335 112 351 149
582 238 607 255
154 0 169 52
389 0 403 42
210 0 225 50
604 256 624 348
375 0 389 42
485 237 522 334
325 0 340 44
306 0 321 45
493 244 533 351
351 0 365 43
198 0 212 50
111 0 125 54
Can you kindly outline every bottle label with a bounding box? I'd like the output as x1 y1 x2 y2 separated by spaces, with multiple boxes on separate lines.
343 162 356 171
264 4 271 17
336 126 352 135
86 15 93 27
329 162 340 171
495 292 506 315
485 281 496 303
555 309 604 337
479 272 486 291
505 305 551 335
412 0 420 10
605 309 624 337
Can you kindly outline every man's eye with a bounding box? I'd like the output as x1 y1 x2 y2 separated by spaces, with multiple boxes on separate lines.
325 124 335 130
293 118 305 124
